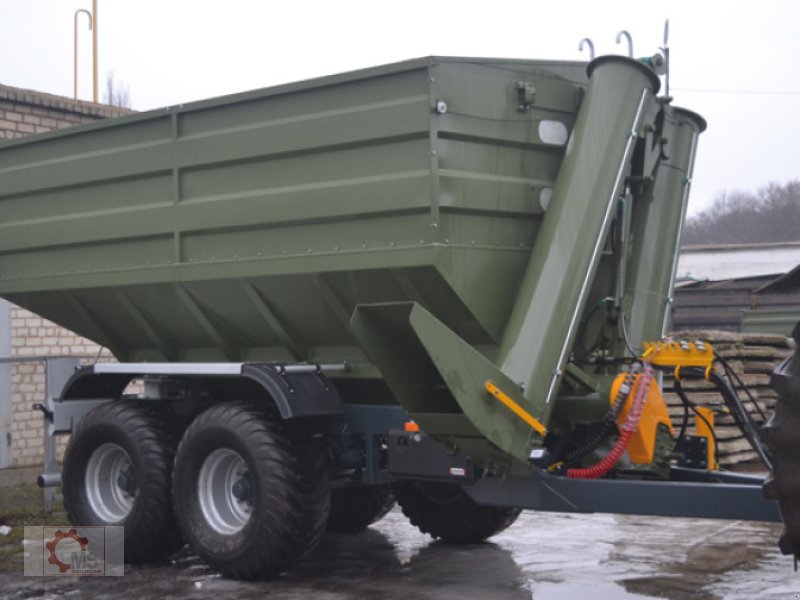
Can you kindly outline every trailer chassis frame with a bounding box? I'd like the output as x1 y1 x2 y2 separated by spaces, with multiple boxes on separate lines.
37 361 780 525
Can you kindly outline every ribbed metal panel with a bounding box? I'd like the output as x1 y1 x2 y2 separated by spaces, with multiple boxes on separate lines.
0 57 586 365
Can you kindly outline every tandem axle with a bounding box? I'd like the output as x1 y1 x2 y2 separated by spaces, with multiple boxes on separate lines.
39 360 779 528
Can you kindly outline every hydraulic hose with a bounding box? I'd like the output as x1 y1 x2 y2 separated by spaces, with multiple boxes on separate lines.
677 366 772 471
562 371 635 465
707 371 772 470
567 364 652 479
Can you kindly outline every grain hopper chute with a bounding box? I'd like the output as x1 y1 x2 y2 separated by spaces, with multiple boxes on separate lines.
1 51 790 581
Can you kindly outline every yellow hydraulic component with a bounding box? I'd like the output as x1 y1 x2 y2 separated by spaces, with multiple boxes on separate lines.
694 406 718 470
484 380 548 437
642 340 714 370
609 372 674 464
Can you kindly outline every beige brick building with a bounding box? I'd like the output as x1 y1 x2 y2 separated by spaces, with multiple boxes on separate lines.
0 84 131 469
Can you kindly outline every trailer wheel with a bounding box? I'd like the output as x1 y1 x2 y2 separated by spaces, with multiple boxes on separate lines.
62 401 183 563
326 484 395 533
172 402 330 579
393 481 520 543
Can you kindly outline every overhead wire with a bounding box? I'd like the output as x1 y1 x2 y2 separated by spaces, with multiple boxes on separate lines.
672 87 800 96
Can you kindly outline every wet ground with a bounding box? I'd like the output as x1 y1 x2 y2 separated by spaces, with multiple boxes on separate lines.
1 508 798 600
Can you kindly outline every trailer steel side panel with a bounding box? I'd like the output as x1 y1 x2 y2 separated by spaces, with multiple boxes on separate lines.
0 57 585 365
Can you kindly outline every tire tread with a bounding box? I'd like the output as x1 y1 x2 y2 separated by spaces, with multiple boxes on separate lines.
62 401 183 563
393 481 520 544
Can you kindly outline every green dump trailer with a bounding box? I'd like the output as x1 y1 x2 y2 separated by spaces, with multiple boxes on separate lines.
1 54 795 579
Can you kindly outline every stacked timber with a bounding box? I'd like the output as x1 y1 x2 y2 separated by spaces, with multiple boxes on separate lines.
662 330 795 472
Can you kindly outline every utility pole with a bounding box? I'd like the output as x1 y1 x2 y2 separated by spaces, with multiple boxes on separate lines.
92 0 99 103
73 9 92 99
72 1 98 102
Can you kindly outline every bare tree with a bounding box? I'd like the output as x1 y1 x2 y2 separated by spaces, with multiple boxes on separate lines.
103 71 131 108
682 180 800 245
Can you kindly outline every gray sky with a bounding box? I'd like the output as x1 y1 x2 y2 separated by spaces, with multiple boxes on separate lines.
1 0 798 215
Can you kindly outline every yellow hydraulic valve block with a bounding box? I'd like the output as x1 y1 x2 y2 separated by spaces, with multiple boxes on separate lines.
642 339 714 379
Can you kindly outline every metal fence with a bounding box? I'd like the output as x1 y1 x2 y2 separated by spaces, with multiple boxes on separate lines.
0 356 85 509
0 358 14 470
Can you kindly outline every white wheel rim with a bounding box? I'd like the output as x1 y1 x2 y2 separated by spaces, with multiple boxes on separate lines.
85 443 136 523
197 448 253 535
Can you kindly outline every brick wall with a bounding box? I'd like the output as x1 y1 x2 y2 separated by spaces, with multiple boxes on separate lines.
0 83 131 140
10 360 50 466
9 308 115 467
1 84 132 468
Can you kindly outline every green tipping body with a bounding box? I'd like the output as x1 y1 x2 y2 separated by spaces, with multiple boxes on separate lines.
0 57 585 367
0 55 703 471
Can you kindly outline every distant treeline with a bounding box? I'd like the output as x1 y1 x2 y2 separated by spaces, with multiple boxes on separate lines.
682 180 800 245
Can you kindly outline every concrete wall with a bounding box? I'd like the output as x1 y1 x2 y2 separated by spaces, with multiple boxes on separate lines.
678 242 800 282
1 84 131 468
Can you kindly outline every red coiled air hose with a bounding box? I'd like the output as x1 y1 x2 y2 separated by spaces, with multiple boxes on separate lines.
567 364 653 479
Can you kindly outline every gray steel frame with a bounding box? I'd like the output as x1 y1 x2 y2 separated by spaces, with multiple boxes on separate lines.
91 362 348 375
40 361 373 489
39 360 780 524
59 361 348 420
38 358 95 497
464 472 781 521
463 469 779 523
387 429 778 522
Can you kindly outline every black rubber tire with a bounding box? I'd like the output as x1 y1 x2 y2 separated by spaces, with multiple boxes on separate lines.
62 401 183 564
763 323 800 559
393 481 521 543
172 402 330 579
326 484 395 533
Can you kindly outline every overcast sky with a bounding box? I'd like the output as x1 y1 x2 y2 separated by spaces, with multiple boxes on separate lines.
1 0 798 215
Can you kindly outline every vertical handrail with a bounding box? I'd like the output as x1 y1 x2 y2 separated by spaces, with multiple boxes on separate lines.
92 0 99 103
615 30 634 57
578 38 595 60
660 19 671 96
73 9 93 100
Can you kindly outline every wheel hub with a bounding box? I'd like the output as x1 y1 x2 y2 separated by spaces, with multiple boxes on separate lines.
85 443 136 523
197 448 253 535
116 466 136 495
231 474 251 502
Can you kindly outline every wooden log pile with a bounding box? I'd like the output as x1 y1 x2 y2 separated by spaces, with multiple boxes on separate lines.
662 330 795 471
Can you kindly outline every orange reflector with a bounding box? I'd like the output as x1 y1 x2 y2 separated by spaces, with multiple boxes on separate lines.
404 421 420 432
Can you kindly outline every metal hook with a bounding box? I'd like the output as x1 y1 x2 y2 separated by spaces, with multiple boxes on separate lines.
73 9 93 100
578 38 595 60
615 30 633 57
